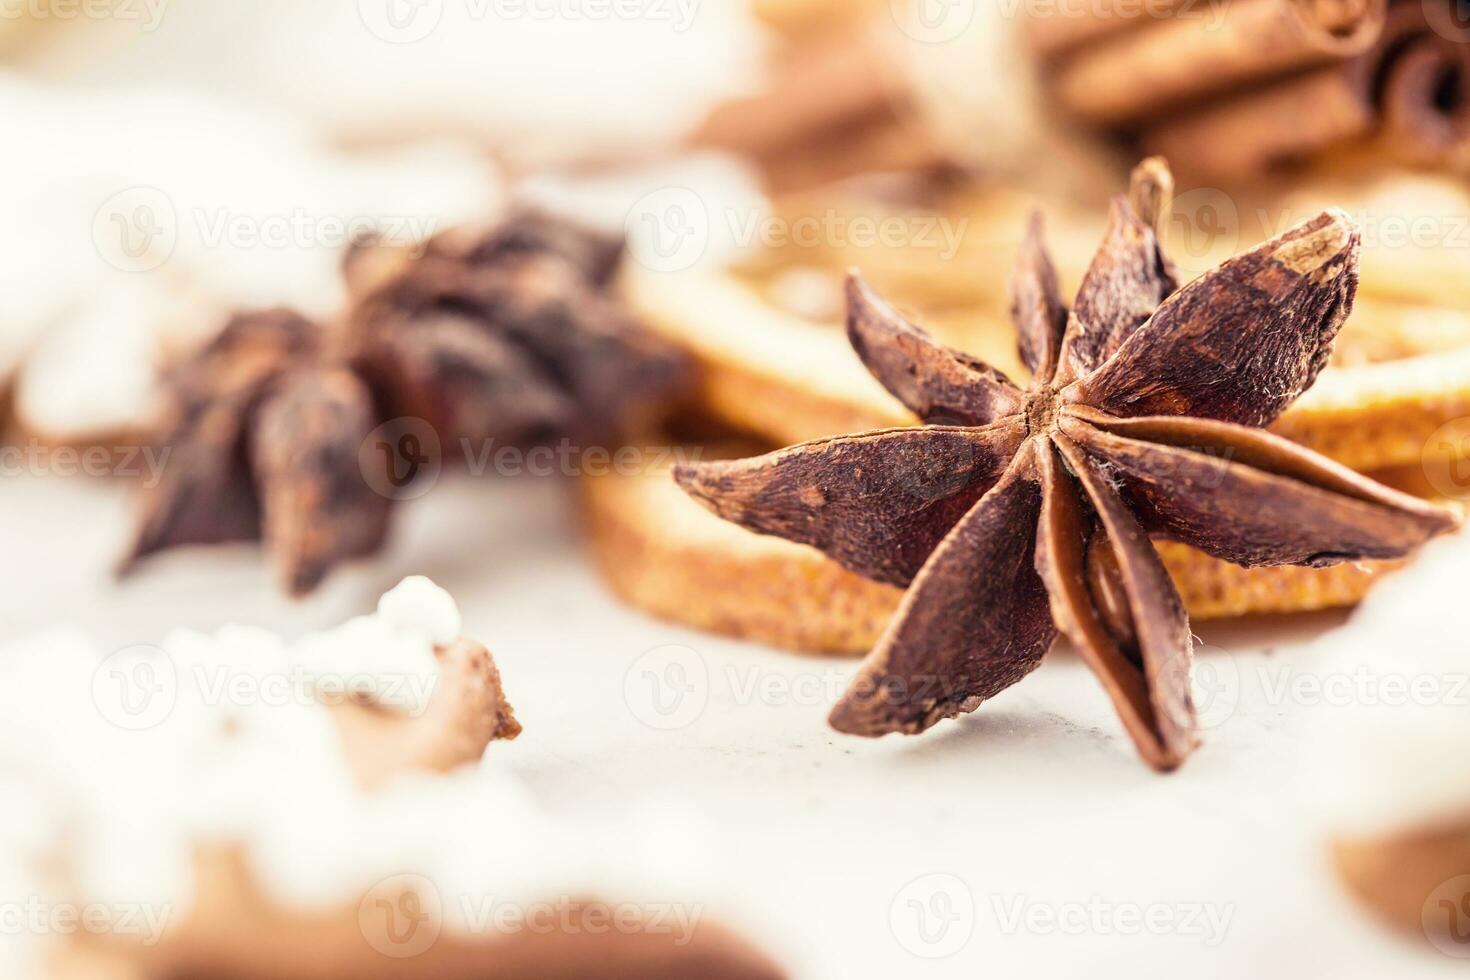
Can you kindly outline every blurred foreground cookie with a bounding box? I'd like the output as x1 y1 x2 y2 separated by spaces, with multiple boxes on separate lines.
1305 534 1470 954
0 577 781 980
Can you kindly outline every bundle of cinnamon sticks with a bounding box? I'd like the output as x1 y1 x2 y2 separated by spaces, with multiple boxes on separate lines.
1027 0 1470 180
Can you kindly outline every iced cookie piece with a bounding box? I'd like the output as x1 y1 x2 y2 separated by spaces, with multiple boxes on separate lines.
0 578 780 980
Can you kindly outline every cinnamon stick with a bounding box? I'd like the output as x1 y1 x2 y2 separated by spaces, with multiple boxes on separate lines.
1142 68 1377 179
1143 1 1470 179
1379 36 1470 167
1024 0 1200 61
1046 0 1386 126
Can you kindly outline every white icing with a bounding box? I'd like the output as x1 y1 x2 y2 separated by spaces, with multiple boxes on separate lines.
0 580 456 910
378 575 463 648
0 580 707 968
1307 529 1470 837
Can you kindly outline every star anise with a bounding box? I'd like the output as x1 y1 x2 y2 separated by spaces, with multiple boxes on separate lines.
347 205 686 443
674 160 1459 770
124 208 688 596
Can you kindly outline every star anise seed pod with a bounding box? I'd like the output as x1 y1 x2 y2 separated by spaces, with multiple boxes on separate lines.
349 205 688 443
126 209 688 596
674 160 1459 770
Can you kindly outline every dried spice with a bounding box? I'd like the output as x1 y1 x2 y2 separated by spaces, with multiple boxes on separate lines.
349 206 686 444
125 208 689 596
675 159 1459 770
1028 0 1470 181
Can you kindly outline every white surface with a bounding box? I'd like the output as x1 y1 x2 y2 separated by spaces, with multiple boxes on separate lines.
0 470 1462 978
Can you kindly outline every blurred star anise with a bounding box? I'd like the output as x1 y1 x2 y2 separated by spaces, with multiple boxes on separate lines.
675 160 1458 770
125 208 688 596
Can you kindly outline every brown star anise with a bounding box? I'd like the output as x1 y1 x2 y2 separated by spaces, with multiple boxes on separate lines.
124 208 687 596
674 160 1459 770
347 206 687 444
